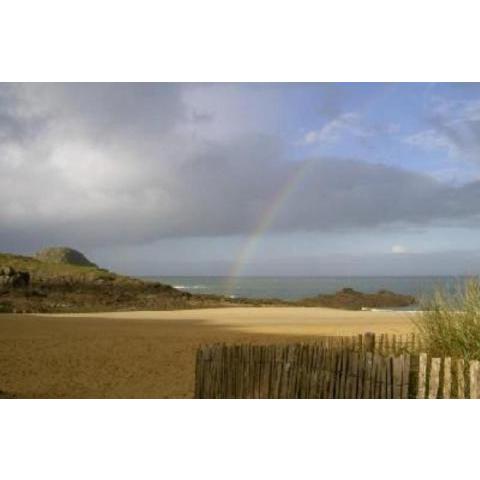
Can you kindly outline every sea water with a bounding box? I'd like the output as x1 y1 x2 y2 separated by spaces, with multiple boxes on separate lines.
143 275 467 303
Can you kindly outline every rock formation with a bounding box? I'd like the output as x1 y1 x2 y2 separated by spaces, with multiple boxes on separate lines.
301 287 415 310
0 266 30 288
34 247 98 268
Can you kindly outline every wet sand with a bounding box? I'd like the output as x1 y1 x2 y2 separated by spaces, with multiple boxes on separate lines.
0 307 415 398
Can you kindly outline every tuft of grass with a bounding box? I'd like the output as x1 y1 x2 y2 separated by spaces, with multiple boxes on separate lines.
413 278 480 360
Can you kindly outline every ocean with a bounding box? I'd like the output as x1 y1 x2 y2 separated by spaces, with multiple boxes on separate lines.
144 275 468 303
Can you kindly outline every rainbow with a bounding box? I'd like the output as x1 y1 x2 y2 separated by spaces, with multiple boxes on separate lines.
226 157 316 295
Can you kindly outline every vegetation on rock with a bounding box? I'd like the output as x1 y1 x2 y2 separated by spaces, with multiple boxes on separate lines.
0 250 232 313
34 247 98 267
300 287 416 310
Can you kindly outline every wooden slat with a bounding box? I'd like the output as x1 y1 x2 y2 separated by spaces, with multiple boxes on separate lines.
356 352 364 399
331 349 339 398
261 345 270 398
273 345 281 399
402 354 411 399
374 356 382 398
336 349 344 398
318 345 326 398
194 346 202 398
372 355 379 398
331 348 338 398
349 351 359 398
317 347 326 399
255 345 261 399
311 346 321 398
340 349 349 398
363 352 373 399
428 358 441 399
363 332 376 353
216 344 222 399
322 348 330 398
345 351 353 398
208 344 216 398
393 356 403 399
443 357 451 399
384 356 390 398
299 344 308 398
289 344 299 398
417 353 428 399
277 346 286 398
356 334 362 353
457 359 465 399
411 333 416 351
378 334 384 355
380 356 388 398
384 335 390 356
315 347 326 398
282 345 290 398
220 344 226 397
469 360 480 399
247 344 254 399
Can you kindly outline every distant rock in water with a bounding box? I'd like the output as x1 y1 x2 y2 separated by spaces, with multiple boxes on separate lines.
301 287 415 310
34 247 98 268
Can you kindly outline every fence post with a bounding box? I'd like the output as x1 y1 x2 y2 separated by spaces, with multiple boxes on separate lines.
443 358 451 399
417 353 428 399
428 358 441 399
402 354 411 399
470 360 480 399
457 359 465 399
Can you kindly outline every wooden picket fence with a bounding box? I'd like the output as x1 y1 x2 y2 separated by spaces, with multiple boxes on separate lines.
274 332 424 355
194 333 480 399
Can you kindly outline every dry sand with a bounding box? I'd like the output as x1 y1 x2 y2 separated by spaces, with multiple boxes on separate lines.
0 307 415 399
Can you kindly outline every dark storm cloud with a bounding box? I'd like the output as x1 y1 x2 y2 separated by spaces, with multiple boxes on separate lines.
2 83 480 253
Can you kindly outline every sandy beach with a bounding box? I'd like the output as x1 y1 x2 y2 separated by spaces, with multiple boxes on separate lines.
0 307 415 398
52 306 416 335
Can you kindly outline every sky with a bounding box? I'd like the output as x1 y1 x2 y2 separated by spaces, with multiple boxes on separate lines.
2 82 480 276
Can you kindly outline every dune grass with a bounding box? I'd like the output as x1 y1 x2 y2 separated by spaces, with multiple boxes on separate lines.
414 278 480 360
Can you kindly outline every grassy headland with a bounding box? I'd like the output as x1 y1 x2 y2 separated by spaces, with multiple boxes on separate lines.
0 248 416 313
0 251 237 313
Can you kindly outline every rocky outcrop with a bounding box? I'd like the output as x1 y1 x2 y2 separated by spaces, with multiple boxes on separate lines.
34 247 98 268
300 287 415 310
0 266 30 288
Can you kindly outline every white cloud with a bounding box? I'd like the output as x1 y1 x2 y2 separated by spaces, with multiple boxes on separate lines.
404 97 480 163
300 112 399 147
404 129 458 155
391 244 407 254
300 112 369 145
